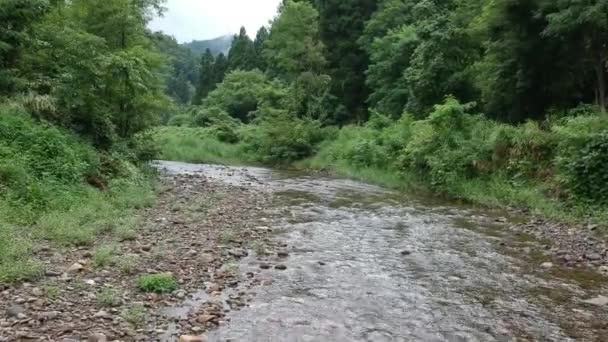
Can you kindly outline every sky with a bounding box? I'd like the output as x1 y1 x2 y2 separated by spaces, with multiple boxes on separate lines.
149 0 282 43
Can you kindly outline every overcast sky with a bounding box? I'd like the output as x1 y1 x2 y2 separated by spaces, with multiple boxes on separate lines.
149 0 282 43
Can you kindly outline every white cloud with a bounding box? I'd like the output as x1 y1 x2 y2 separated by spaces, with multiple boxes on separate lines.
149 0 282 43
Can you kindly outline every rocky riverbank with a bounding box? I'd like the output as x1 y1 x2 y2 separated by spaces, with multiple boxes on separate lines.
0 169 281 341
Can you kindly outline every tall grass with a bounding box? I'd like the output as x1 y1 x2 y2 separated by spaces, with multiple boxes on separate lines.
0 105 157 283
152 127 250 165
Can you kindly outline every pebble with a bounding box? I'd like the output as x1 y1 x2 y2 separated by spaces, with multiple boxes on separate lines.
585 253 602 261
599 265 608 274
277 251 289 258
68 263 84 273
540 262 554 269
260 264 271 270
88 333 108 342
84 279 96 286
197 314 216 323
582 295 608 306
6 304 24 318
275 265 287 270
401 250 412 256
178 335 208 342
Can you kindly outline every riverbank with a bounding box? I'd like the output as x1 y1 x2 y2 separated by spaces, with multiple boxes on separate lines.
152 124 608 275
0 166 282 341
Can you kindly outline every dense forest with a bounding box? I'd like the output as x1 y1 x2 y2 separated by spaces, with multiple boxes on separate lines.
1 0 608 283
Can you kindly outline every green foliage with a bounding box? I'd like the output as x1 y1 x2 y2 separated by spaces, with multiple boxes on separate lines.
204 70 288 122
97 287 121 307
150 32 198 104
265 0 326 80
152 126 248 165
93 245 117 268
137 273 177 293
192 49 216 105
227 27 256 72
562 132 608 203
242 111 327 163
121 304 147 327
0 105 156 283
316 0 377 121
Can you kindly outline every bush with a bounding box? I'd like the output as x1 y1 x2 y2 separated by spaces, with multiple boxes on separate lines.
558 131 608 204
242 110 326 163
204 70 288 122
137 273 177 293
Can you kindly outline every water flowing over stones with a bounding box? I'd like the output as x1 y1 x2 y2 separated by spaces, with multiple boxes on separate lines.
157 162 608 342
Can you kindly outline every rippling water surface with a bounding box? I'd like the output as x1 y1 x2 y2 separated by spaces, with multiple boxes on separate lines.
157 161 607 342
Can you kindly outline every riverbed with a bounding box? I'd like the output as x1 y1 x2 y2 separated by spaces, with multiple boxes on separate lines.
158 161 608 342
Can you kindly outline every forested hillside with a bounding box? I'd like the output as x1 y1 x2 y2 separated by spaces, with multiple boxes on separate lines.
158 0 608 225
182 35 233 56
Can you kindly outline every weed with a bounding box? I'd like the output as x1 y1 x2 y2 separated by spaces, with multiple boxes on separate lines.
137 273 177 293
43 285 60 301
121 304 147 327
219 230 236 244
93 245 117 268
96 287 122 307
117 255 139 275
251 241 267 256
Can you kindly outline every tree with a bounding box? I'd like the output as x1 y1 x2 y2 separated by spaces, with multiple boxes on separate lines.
264 0 326 80
253 26 269 71
150 32 198 104
212 52 228 85
317 0 377 122
227 27 256 71
476 0 591 121
543 0 608 113
0 0 50 94
402 0 481 115
265 0 333 120
203 70 287 122
19 0 170 147
193 49 215 105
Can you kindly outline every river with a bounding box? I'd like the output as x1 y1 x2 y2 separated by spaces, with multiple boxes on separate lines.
158 161 607 342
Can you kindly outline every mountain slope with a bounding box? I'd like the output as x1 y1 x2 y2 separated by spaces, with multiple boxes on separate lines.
182 35 233 56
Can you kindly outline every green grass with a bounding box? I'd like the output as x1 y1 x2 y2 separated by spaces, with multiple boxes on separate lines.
121 304 147 327
93 244 117 268
0 177 155 283
153 127 250 165
117 255 139 275
96 287 121 307
137 273 177 293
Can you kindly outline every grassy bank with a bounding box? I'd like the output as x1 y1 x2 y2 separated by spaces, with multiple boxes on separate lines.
0 104 157 283
154 99 608 228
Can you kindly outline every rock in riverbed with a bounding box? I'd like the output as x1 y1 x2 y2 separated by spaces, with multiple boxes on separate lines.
582 295 608 307
178 335 208 342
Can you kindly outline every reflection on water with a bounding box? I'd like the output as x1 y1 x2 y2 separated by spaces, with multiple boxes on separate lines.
156 161 607 342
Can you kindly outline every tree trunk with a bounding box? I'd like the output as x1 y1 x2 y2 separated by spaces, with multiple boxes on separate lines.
597 51 607 114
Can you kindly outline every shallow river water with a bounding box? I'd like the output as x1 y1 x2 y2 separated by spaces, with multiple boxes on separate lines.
158 161 607 342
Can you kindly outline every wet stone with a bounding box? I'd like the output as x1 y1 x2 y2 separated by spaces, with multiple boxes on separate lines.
6 305 24 318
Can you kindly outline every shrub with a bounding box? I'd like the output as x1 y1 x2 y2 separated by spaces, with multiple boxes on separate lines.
137 273 177 293
558 131 608 204
204 70 288 122
93 245 116 268
121 305 147 327
242 111 326 163
96 288 121 307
